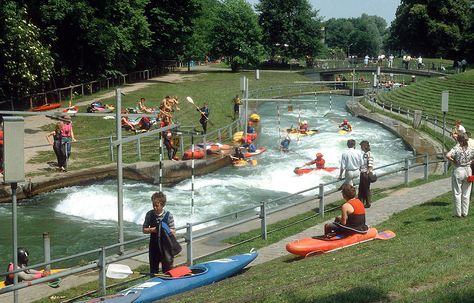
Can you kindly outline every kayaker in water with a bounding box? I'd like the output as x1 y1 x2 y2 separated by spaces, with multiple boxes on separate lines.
232 147 245 160
143 192 176 274
298 120 309 133
305 152 325 169
4 247 50 286
280 136 291 152
324 184 368 237
339 119 352 132
242 139 257 153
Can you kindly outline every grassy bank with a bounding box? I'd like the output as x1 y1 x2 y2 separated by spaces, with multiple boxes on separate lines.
163 191 472 303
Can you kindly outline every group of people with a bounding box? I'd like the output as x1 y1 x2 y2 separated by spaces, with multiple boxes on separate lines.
46 115 76 172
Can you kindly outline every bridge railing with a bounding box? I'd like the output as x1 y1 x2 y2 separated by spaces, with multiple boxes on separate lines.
0 152 449 299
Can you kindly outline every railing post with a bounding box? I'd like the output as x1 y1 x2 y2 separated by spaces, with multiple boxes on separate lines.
260 201 267 240
98 246 106 295
406 109 410 119
404 157 410 185
43 232 51 271
137 137 141 160
203 135 207 159
186 223 193 266
424 154 429 180
319 183 325 218
179 133 184 155
109 136 114 161
444 157 449 175
218 129 222 143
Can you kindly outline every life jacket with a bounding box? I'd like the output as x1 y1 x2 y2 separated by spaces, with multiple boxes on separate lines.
315 158 325 169
345 198 366 230
4 263 14 285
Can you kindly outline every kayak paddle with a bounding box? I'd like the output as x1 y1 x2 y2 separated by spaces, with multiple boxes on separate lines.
186 96 214 126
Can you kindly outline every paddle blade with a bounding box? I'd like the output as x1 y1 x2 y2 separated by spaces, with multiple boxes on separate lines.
250 159 257 166
186 96 194 104
106 264 133 279
375 230 396 240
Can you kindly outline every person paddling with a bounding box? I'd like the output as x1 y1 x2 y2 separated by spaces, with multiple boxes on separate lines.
305 152 325 169
339 119 352 132
280 136 291 152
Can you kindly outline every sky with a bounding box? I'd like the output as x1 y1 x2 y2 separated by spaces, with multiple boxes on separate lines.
247 0 401 24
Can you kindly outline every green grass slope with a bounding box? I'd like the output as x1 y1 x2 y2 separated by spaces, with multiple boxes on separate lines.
377 70 474 132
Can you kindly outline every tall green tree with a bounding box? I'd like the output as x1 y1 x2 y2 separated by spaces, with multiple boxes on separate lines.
389 0 470 57
211 0 264 71
0 1 54 101
145 0 200 63
256 0 323 66
458 0 474 61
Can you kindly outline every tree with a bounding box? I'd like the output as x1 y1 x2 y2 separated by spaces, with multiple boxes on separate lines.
0 1 54 101
389 0 471 57
256 0 323 66
211 0 264 71
458 0 474 61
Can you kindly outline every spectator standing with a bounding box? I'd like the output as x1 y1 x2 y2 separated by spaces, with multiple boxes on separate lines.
461 59 467 72
142 192 176 274
417 56 423 69
163 130 178 161
451 120 466 140
364 55 369 67
46 122 67 172
60 115 76 168
446 133 474 217
338 139 363 186
358 140 374 208
388 54 394 68
198 103 209 134
232 95 241 120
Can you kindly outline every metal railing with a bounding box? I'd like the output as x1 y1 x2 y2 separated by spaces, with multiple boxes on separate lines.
0 152 448 298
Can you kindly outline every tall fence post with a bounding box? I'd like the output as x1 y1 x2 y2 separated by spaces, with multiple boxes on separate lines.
424 154 429 180
98 246 107 295
444 158 449 175
109 136 114 161
260 201 267 240
404 158 410 185
137 137 141 160
43 232 51 271
319 183 325 218
186 223 193 266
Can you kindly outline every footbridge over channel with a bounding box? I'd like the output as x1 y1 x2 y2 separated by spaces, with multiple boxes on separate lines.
307 67 446 81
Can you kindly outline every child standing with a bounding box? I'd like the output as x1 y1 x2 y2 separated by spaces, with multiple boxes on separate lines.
142 192 176 274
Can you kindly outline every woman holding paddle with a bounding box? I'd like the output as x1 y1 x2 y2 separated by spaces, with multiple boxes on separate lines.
198 103 209 134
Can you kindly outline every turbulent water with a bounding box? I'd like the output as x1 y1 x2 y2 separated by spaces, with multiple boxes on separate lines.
0 95 413 265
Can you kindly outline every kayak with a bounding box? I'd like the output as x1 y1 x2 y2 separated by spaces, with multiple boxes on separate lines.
182 148 205 160
286 129 318 136
31 103 61 111
0 269 63 289
233 131 257 143
198 143 232 155
114 251 257 303
286 228 396 257
63 106 79 114
244 147 266 158
232 159 248 167
294 166 338 175
338 129 351 135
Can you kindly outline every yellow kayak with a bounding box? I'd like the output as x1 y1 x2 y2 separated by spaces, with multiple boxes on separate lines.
286 129 318 137
338 129 351 135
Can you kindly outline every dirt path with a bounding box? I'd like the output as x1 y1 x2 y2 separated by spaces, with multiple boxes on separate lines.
23 72 194 175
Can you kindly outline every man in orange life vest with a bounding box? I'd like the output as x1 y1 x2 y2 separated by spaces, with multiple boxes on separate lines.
305 152 325 169
4 248 50 285
324 184 368 237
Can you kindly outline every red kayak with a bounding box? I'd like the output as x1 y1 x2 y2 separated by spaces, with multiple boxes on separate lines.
294 166 338 175
286 228 396 257
182 148 205 160
31 103 61 111
244 147 267 158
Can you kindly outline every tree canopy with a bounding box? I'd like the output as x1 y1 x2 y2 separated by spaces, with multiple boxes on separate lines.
389 0 471 57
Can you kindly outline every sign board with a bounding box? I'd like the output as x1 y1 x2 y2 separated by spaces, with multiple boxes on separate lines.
441 91 449 112
3 116 25 183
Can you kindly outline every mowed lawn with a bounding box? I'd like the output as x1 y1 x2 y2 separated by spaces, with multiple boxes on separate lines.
161 192 474 303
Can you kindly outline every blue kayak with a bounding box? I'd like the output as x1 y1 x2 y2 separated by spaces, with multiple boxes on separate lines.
85 251 258 303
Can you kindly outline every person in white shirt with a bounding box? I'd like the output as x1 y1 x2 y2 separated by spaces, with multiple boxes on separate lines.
388 54 394 68
452 120 466 140
338 139 363 186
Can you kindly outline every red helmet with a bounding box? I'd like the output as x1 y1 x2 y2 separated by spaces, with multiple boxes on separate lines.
343 119 348 123
316 152 323 158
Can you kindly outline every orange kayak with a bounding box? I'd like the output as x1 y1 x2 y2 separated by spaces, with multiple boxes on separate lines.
294 167 338 175
286 228 379 256
31 103 61 111
182 148 205 160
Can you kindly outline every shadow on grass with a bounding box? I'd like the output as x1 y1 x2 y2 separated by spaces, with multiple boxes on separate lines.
426 216 444 222
281 286 388 303
420 201 449 207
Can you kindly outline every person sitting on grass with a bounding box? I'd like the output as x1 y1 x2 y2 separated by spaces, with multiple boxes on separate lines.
4 247 50 286
121 110 139 133
324 184 368 238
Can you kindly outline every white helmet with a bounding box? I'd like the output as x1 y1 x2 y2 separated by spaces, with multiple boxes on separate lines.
303 120 308 124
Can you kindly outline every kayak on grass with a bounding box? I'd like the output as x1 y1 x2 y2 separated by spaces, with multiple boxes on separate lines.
182 148 205 160
88 251 258 303
293 166 338 175
31 103 62 111
197 143 233 155
286 229 396 257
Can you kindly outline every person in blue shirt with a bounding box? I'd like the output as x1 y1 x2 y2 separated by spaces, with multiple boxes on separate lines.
198 103 209 134
280 136 291 152
242 139 257 153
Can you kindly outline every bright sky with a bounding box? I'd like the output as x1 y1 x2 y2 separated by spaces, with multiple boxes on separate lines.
247 0 401 24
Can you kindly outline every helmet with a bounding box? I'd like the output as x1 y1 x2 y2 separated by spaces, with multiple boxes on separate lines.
343 119 348 123
303 120 308 124
316 152 323 158
17 247 29 265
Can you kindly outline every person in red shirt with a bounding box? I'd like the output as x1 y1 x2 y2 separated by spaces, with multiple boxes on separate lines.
305 152 325 169
324 184 368 237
